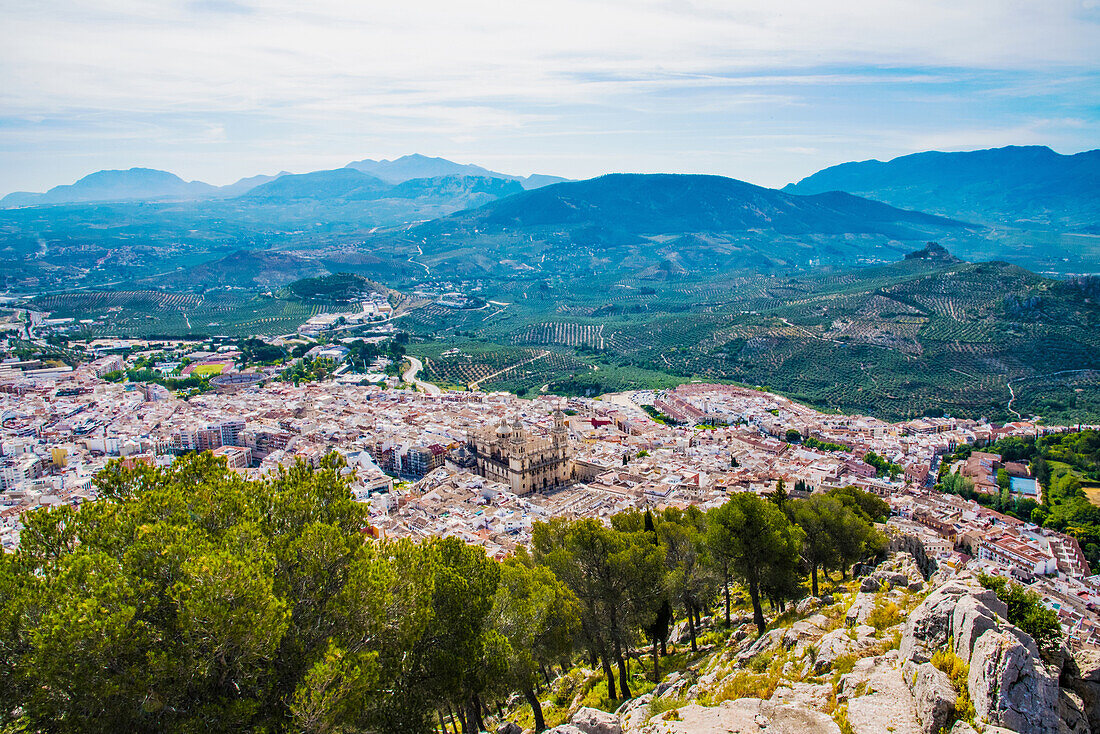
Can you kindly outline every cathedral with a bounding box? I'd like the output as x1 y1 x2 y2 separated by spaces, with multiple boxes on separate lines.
467 409 573 495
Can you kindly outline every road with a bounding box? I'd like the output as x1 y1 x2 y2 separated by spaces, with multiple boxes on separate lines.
402 356 442 396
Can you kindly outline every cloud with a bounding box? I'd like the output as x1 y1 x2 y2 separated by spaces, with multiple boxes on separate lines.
0 0 1098 191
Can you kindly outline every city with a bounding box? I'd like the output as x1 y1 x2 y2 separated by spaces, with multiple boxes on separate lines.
4 337 1097 654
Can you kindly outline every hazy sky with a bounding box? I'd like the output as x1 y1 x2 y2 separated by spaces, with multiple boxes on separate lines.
2 0 1099 194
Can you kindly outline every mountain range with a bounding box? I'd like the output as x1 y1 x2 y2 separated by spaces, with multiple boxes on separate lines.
368 173 975 279
345 153 567 189
785 145 1100 231
4 146 1099 294
0 154 567 208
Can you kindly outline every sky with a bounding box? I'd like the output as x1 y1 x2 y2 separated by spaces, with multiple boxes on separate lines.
2 0 1099 194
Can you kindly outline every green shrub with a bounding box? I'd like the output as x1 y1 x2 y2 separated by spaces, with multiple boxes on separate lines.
978 574 1062 659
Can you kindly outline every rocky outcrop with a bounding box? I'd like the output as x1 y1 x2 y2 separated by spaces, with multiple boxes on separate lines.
897 573 1075 734
887 529 936 579
900 577 1006 664
615 694 653 734
641 698 841 734
496 723 522 734
968 629 1060 734
906 661 957 734
813 625 879 674
950 594 1000 659
842 654 922 734
570 706 624 734
1062 647 1100 733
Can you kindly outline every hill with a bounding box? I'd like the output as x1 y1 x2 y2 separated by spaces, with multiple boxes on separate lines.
141 250 330 290
397 248 1100 422
240 168 392 202
392 173 975 278
0 168 218 207
784 145 1100 231
345 153 568 189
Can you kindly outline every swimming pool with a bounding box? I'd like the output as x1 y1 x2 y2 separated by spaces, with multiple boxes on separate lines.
1010 476 1037 496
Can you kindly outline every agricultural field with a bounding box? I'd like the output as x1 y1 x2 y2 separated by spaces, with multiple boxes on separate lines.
25 251 1100 423
29 290 355 338
397 257 1100 422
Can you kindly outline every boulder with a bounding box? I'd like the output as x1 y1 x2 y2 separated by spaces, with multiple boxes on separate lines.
860 576 881 592
614 693 652 734
545 727 586 734
947 722 978 734
497 723 522 734
653 671 682 699
737 627 784 663
968 629 1059 734
907 662 957 734
1064 648 1100 733
951 594 999 659
901 577 1002 663
846 592 877 626
783 618 825 650
795 596 822 615
642 698 841 734
570 706 623 734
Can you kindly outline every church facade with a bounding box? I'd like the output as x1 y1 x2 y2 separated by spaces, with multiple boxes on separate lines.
467 410 572 495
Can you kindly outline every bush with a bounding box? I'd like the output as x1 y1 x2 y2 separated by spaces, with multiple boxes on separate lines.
978 574 1062 659
931 643 976 726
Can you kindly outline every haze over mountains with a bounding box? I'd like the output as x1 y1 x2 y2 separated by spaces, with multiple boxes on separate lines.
785 145 1100 232
0 154 568 208
2 145 1098 295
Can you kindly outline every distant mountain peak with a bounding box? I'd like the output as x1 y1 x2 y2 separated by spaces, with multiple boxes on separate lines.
784 145 1099 231
344 154 567 189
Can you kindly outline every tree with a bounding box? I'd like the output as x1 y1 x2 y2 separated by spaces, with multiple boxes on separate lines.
0 453 508 734
490 554 580 733
657 507 716 654
767 478 789 512
785 429 801 443
825 485 890 524
790 495 841 597
706 493 802 635
531 518 661 701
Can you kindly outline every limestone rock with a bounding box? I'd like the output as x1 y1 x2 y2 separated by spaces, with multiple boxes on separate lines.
951 594 999 659
570 706 624 734
642 698 841 734
615 693 652 734
770 681 833 710
908 662 957 734
947 722 978 734
846 592 877 626
737 627 784 663
860 576 881 592
900 577 1003 664
967 629 1059 734
497 723 522 734
796 596 822 615
1063 648 1100 733
843 656 922 734
545 726 586 734
1057 688 1090 734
